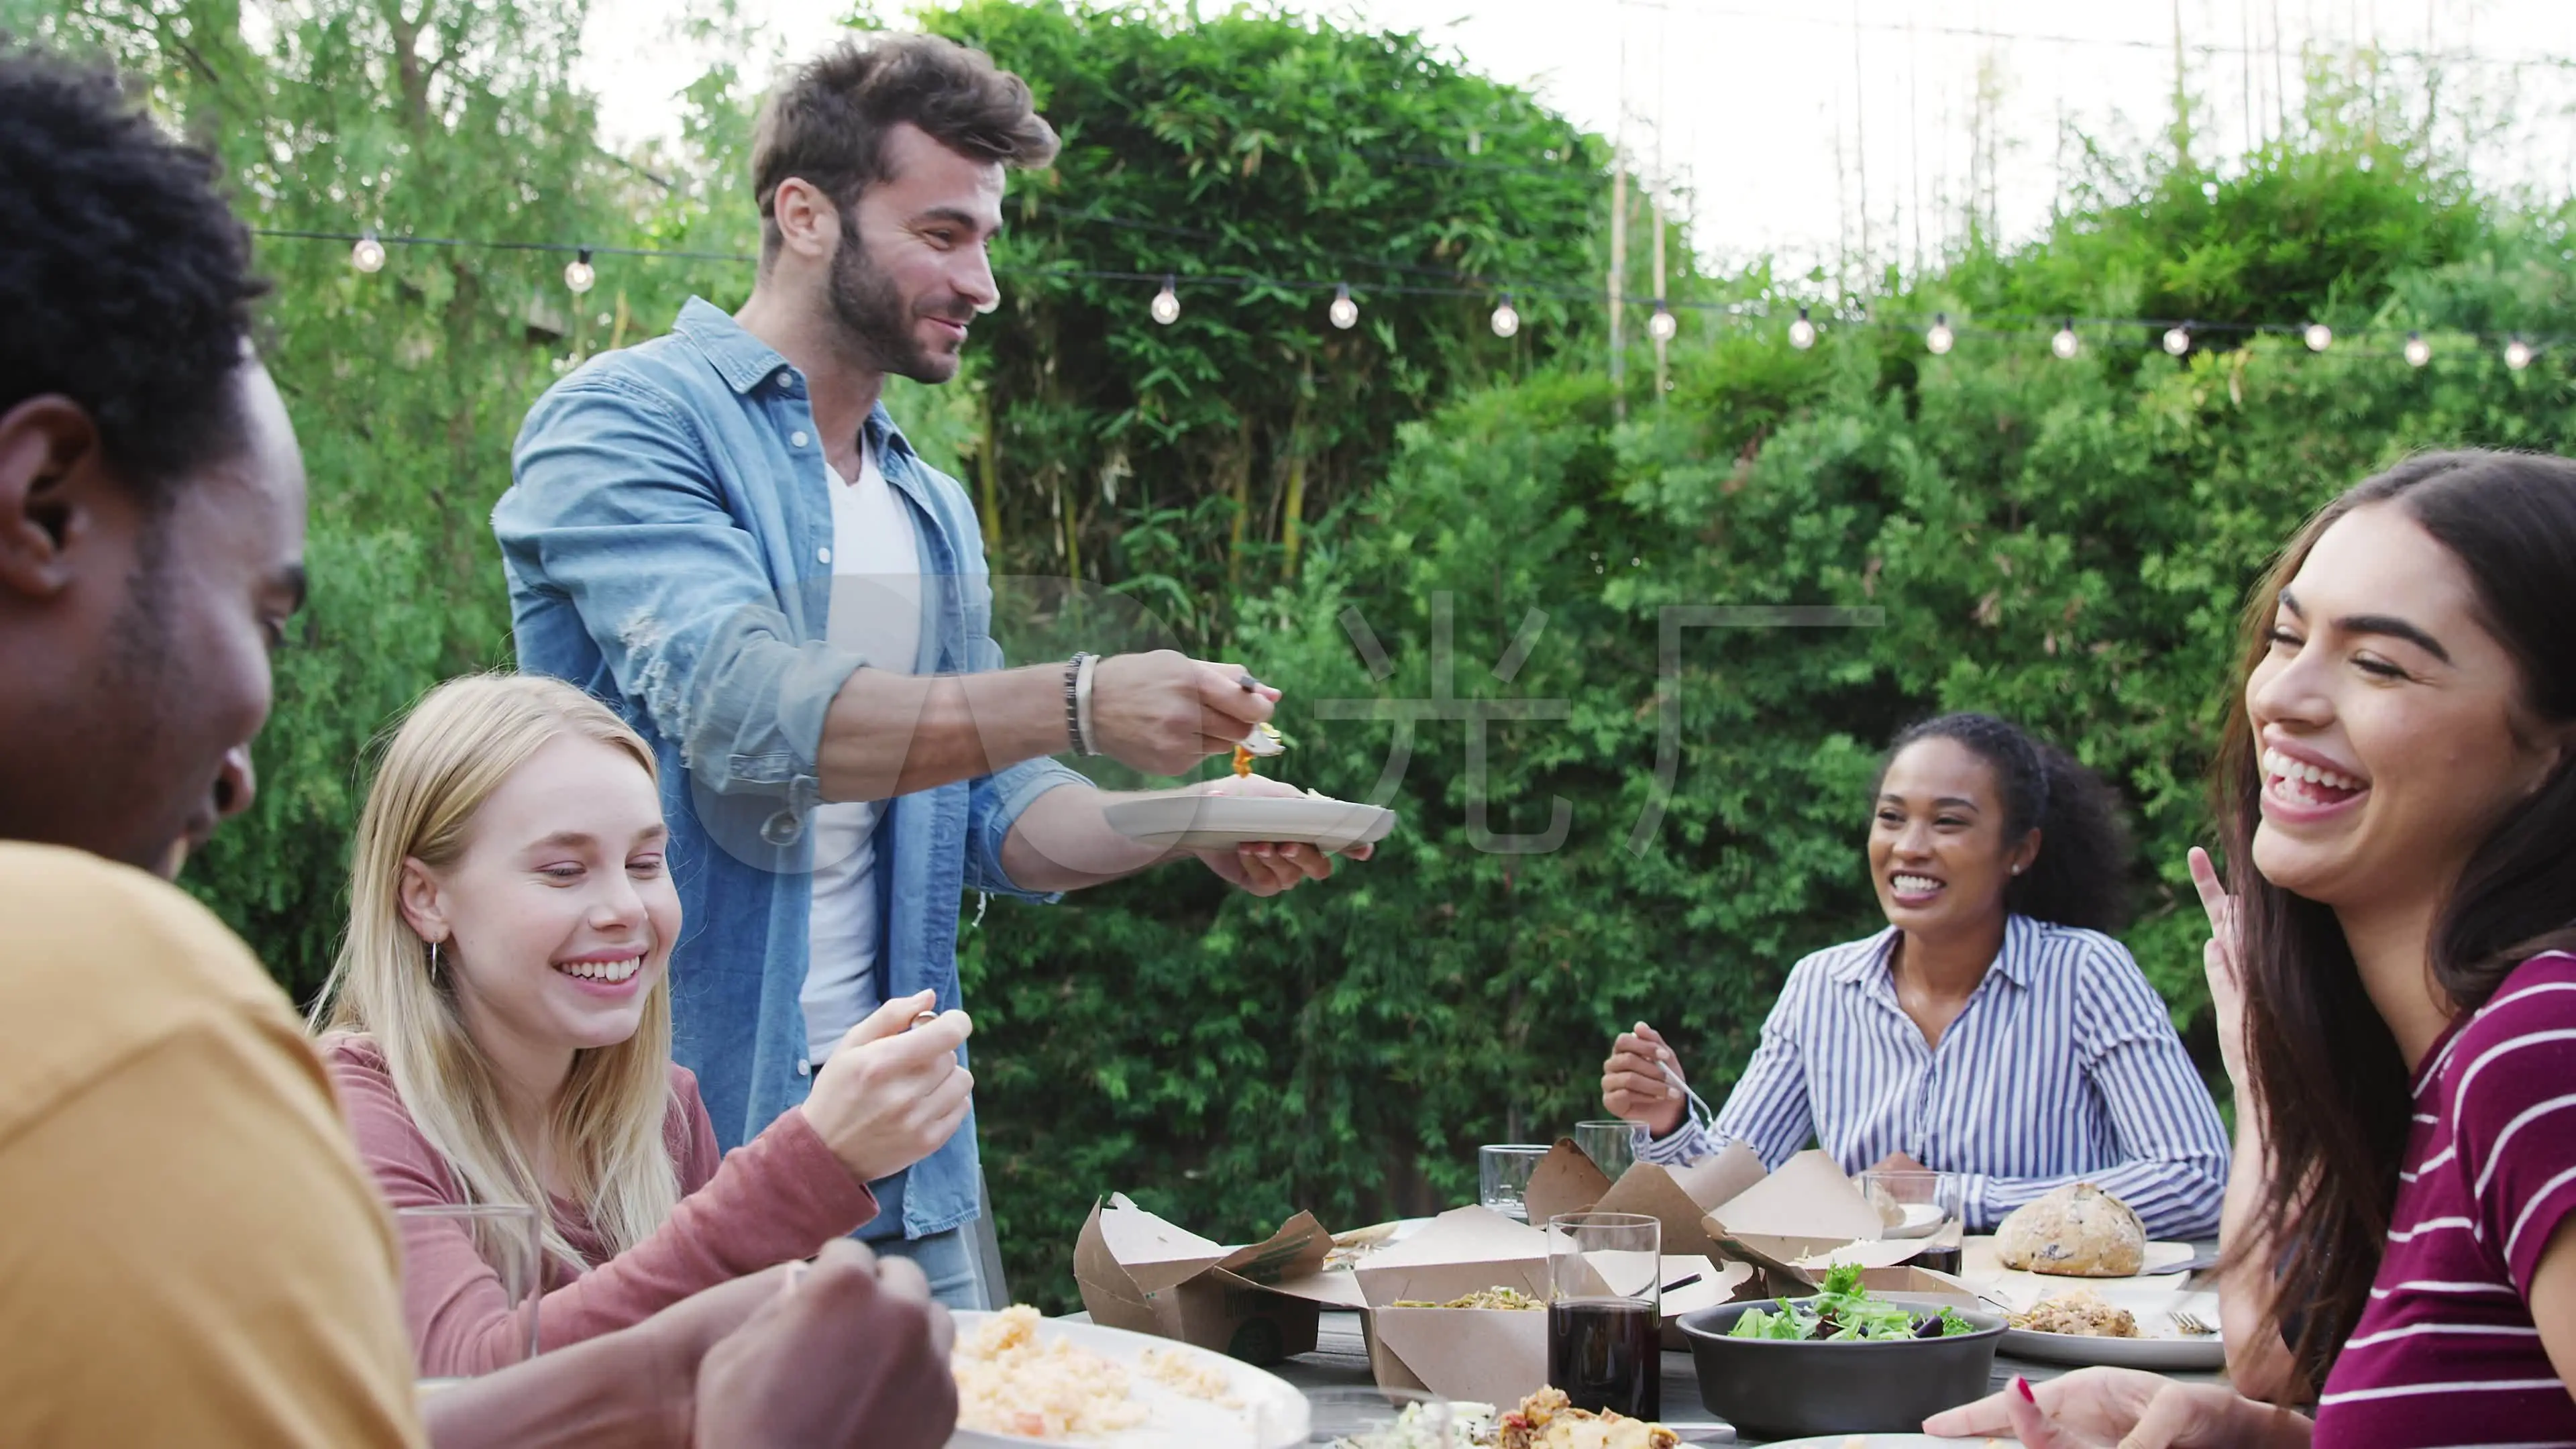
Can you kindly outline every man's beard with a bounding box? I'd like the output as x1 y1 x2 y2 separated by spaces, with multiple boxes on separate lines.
827 219 963 384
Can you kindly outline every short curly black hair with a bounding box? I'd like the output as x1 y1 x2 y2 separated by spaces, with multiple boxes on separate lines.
0 46 268 501
1874 711 2136 933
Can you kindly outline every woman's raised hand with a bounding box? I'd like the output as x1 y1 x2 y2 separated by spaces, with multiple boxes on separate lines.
2188 847 2250 1086
800 991 976 1186
1601 1021 1688 1138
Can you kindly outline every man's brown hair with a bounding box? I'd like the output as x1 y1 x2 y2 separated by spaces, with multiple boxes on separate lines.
752 34 1057 260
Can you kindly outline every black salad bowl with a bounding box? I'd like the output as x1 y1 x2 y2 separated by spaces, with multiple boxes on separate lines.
1676 1297 2008 1440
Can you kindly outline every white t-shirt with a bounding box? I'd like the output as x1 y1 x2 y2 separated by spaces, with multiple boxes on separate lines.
799 438 924 1062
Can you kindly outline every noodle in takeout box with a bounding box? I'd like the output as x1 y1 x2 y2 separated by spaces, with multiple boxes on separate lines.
1275 1201 1732 1409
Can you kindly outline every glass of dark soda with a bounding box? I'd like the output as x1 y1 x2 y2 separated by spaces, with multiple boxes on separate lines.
1544 1210 1660 1419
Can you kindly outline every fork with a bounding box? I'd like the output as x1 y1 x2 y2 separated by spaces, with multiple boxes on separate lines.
2170 1310 2216 1336
1659 1060 1720 1128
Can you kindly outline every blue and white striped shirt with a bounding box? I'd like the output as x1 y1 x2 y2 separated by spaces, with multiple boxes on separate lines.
1638 914 2229 1238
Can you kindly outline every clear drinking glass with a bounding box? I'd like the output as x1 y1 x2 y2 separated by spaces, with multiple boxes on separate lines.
397 1202 545 1381
1546 1211 1660 1420
1857 1169 1966 1275
1477 1143 1551 1221
1573 1120 1640 1183
1297 1386 1455 1446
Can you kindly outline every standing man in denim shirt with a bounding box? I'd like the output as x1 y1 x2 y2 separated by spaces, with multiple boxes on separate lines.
496 35 1365 1307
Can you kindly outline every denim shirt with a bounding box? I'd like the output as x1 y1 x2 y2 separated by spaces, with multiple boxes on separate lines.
494 297 1087 1239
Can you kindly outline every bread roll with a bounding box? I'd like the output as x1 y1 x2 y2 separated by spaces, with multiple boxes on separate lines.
1994 1183 2147 1277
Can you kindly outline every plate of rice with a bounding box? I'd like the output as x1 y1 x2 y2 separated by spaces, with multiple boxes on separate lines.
948 1306 1311 1447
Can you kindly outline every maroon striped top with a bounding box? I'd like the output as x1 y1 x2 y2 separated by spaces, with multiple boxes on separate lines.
2314 951 2576 1446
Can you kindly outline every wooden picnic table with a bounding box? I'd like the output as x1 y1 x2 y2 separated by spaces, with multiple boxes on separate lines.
1266 1308 2226 1446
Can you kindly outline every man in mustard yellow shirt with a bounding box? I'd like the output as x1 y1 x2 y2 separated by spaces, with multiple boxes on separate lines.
0 47 955 1448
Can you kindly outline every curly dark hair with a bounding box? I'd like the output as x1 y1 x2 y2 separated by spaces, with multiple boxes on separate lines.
1872 711 2135 933
751 33 1059 261
0 46 268 501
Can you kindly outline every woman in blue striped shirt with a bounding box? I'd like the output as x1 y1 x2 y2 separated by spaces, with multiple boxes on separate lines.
1601 712 2229 1238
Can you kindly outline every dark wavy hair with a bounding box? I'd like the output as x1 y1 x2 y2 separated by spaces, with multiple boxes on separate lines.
2213 450 2576 1393
1873 712 2135 933
0 46 268 501
751 33 1059 263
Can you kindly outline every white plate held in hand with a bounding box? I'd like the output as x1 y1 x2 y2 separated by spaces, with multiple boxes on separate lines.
1102 794 1397 852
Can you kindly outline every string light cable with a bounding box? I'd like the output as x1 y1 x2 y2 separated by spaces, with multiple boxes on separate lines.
251 225 2567 366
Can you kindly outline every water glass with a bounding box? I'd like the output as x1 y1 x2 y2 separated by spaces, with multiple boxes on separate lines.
1857 1169 1966 1275
1546 1211 1660 1419
397 1202 544 1377
1573 1119 1640 1182
1477 1143 1550 1221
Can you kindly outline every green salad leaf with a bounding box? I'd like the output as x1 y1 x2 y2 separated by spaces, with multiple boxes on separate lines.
1725 1305 1809 1340
1723 1266 1983 1342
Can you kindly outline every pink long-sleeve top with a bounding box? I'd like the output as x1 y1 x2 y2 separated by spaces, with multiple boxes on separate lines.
323 1034 876 1376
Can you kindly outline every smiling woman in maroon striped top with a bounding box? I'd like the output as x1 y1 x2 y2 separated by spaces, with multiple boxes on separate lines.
1928 449 2576 1448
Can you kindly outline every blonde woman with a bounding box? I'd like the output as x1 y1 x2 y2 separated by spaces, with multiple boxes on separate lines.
311 674 973 1376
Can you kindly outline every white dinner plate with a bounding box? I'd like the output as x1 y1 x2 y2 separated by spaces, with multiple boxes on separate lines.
1102 794 1398 851
1759 1436 1963 1449
1998 1289 2226 1371
947 1311 1309 1448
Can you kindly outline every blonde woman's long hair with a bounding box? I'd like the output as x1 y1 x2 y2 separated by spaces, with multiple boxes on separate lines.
311 673 681 1269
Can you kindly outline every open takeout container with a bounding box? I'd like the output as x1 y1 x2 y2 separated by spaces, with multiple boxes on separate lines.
1531 1142 1948 1299
1343 1206 1552 1407
1334 1199 1748 1403
1521 1140 1758 1346
1073 1195 1332 1365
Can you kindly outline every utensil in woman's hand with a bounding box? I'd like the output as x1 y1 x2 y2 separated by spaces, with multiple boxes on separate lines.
2169 1310 2216 1336
1658 1059 1718 1126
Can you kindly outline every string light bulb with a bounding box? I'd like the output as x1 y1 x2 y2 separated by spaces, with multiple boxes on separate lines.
2506 335 2534 371
1925 313 1955 355
1328 282 1358 330
1150 274 1181 325
2163 323 2193 356
2304 322 2333 352
1648 301 1678 342
564 248 596 295
1787 307 1817 350
350 230 386 274
2051 320 2080 359
2404 331 2432 368
1490 295 1520 338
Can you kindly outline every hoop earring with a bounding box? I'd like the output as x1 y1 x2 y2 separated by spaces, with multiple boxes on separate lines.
429 939 442 981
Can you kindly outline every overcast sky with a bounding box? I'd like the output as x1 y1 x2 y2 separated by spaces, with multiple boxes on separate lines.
576 1 2576 278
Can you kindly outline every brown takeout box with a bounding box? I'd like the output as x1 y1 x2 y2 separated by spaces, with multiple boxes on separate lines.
1702 1150 1955 1294
1072 1194 1329 1365
1534 1140 1954 1296
1351 1205 1552 1407
1519 1138 1762 1338
1528 1138 1782 1275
